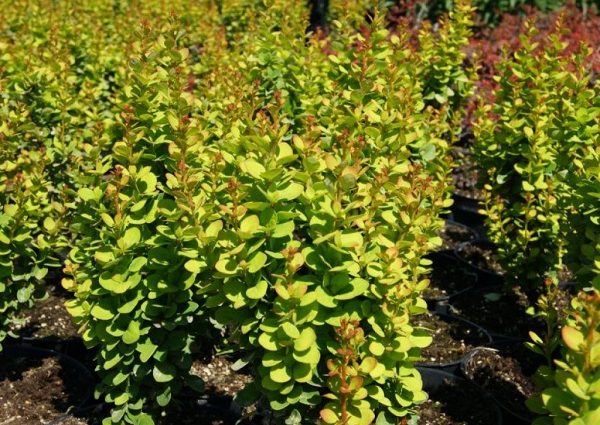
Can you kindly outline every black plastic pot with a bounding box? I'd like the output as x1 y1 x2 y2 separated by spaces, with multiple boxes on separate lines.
4 334 94 371
415 312 493 374
460 348 535 425
439 219 478 250
423 251 478 308
454 240 504 286
448 284 538 342
0 345 95 416
418 367 503 425
450 194 486 229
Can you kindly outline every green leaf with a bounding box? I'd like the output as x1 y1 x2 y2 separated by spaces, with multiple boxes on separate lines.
420 143 436 161
522 181 535 192
565 378 590 400
129 257 147 272
121 227 141 250
99 272 129 294
276 182 304 201
259 332 278 351
369 341 385 356
292 363 313 383
132 413 155 425
247 252 267 273
122 321 141 344
281 322 300 339
272 221 294 238
216 258 239 275
91 304 113 321
167 112 179 130
137 339 158 363
153 363 176 383
293 345 320 364
205 220 223 238
16 287 32 303
294 328 317 352
43 217 56 232
409 329 432 348
246 280 268 300
338 232 363 249
156 386 172 407
241 159 266 178
78 188 97 202
100 213 115 227
270 363 292 383
240 215 261 236
184 259 205 273
359 357 378 374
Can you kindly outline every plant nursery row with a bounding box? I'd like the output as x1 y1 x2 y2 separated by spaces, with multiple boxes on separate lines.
0 1 598 425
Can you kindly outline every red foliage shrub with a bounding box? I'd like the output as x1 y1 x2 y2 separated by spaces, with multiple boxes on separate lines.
467 2 600 122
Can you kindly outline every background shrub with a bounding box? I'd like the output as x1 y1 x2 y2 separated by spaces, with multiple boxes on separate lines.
472 24 597 290
63 22 215 424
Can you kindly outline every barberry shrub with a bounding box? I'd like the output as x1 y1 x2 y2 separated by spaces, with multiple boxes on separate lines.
0 60 72 349
527 290 600 425
417 0 476 128
196 3 454 424
473 24 598 290
526 123 599 424
565 148 600 290
0 0 139 349
0 110 51 349
62 24 215 424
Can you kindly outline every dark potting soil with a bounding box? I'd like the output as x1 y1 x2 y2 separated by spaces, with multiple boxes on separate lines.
456 242 504 275
424 261 477 300
451 146 485 201
417 377 498 425
414 314 489 365
463 349 538 422
439 222 476 251
449 285 534 337
450 284 574 339
10 288 79 340
52 356 255 425
0 354 89 425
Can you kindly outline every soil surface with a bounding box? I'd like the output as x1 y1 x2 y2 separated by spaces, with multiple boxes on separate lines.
463 348 539 422
42 356 255 425
10 287 79 340
451 146 485 201
418 376 498 425
450 284 573 339
414 313 490 365
424 257 477 300
449 285 534 338
439 222 477 251
455 241 504 275
0 352 90 425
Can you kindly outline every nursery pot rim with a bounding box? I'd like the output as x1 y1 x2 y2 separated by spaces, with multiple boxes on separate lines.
460 347 536 424
452 193 485 212
417 366 503 425
443 218 478 241
423 250 479 304
454 239 504 282
0 344 95 411
415 311 493 369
